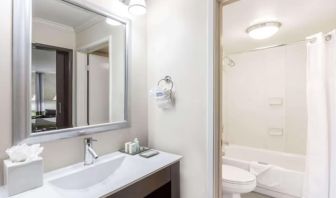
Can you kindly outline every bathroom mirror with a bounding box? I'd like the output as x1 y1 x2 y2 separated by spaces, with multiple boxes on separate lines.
13 0 130 144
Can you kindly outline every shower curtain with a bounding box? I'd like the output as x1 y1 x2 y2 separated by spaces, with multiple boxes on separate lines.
304 30 336 198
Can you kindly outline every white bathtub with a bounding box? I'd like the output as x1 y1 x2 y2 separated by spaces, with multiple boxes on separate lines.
223 145 305 198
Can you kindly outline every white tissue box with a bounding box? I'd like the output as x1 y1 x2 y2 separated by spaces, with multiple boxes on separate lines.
4 157 43 196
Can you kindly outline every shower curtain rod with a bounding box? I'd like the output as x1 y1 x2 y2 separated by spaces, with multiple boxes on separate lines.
226 32 334 56
225 39 306 55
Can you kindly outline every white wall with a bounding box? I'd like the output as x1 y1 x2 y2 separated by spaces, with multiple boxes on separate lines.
223 42 307 155
32 19 76 49
0 0 147 185
147 0 209 197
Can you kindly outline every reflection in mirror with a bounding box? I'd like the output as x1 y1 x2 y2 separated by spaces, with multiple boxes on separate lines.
31 47 58 132
31 44 73 133
31 0 126 134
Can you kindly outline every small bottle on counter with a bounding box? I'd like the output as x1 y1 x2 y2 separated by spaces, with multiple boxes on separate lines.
134 138 140 152
129 143 137 154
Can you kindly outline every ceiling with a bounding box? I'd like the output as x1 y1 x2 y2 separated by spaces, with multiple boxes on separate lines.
32 0 104 32
222 0 336 54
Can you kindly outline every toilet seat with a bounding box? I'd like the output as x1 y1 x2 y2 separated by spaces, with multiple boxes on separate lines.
222 165 256 184
222 165 256 195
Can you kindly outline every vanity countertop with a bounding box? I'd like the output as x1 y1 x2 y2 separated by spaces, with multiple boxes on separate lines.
0 151 182 198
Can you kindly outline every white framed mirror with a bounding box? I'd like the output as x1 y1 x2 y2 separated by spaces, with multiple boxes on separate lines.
13 0 130 144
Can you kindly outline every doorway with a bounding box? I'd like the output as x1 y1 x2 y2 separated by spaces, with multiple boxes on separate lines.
31 43 73 132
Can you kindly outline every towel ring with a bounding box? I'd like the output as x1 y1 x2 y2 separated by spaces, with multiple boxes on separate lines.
157 76 174 91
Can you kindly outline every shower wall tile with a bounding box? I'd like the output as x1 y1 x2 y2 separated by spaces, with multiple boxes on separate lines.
223 42 307 155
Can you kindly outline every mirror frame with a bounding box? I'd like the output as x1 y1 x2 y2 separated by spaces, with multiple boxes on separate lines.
13 0 130 144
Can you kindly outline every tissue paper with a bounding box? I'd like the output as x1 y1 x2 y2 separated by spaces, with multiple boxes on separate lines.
6 144 44 163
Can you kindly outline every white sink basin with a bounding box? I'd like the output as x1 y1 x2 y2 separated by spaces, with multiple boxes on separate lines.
50 156 125 190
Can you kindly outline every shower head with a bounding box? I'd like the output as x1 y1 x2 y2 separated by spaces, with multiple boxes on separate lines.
223 56 236 67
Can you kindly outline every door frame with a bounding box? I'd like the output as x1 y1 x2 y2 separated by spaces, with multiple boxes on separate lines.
207 0 221 197
208 0 240 197
33 43 73 129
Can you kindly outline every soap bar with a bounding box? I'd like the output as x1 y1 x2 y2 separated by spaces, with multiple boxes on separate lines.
124 142 132 153
139 150 159 158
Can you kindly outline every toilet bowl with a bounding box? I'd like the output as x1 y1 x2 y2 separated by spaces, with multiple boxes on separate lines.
222 165 256 198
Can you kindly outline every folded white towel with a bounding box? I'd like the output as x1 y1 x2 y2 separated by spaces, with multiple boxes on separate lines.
149 86 174 109
249 161 272 176
157 97 173 109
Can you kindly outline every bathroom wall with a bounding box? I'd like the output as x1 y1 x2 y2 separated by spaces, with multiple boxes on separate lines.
0 0 147 185
33 19 76 49
222 42 307 155
147 0 210 197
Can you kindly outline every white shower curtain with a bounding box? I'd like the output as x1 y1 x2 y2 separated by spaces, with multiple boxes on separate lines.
304 30 336 198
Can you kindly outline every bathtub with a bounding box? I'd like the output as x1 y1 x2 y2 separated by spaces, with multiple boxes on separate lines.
223 144 305 198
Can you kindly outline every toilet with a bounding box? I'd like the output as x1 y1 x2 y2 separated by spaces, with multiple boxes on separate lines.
222 165 257 198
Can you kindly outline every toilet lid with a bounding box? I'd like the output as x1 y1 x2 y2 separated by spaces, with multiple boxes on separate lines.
222 165 256 184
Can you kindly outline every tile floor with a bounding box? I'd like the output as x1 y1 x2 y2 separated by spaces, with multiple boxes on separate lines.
241 192 273 198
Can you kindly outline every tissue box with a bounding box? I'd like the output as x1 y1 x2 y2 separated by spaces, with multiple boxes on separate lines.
4 157 43 196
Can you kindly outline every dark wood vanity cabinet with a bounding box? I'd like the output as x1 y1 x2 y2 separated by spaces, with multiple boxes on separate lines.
105 162 180 198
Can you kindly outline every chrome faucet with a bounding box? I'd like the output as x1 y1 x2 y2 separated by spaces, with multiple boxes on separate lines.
84 137 99 165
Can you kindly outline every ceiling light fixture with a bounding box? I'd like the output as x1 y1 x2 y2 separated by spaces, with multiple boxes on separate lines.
246 21 281 40
128 0 146 16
